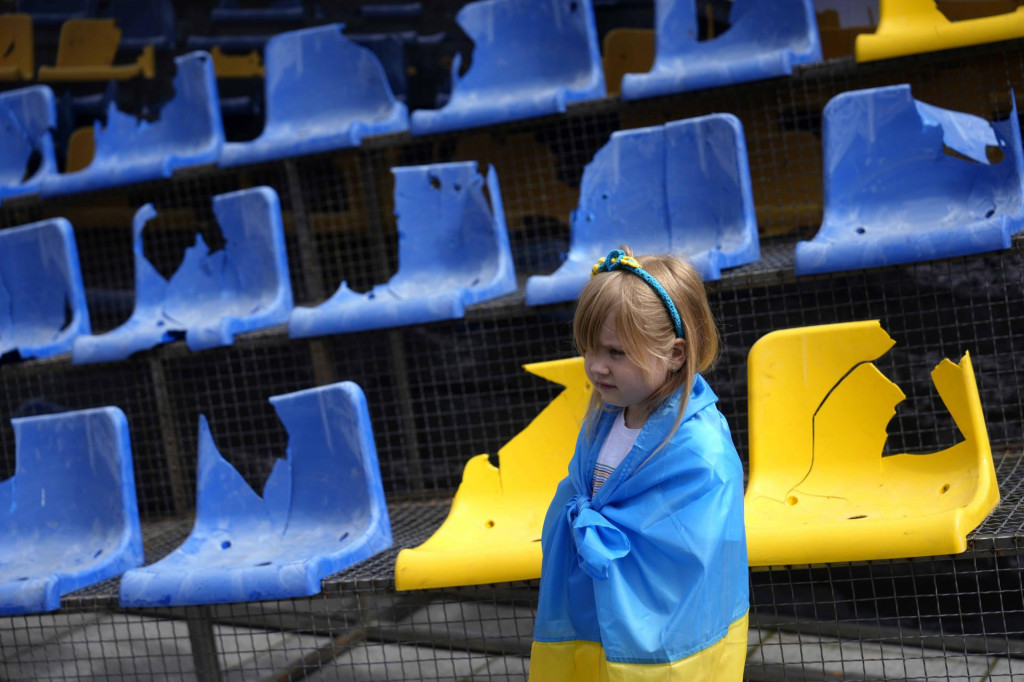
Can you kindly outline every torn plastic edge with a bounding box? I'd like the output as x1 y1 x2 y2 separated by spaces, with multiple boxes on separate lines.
620 0 822 101
287 162 516 338
39 51 224 199
745 321 1000 566
795 86 1024 276
218 23 409 168
523 113 760 306
409 0 606 136
395 357 587 590
71 187 291 364
118 383 392 607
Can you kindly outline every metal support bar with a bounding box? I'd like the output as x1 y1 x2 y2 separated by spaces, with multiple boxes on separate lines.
358 149 425 492
149 355 190 515
185 606 223 682
284 158 327 303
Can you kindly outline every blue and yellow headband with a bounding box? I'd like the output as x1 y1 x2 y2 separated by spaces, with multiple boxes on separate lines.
591 249 685 339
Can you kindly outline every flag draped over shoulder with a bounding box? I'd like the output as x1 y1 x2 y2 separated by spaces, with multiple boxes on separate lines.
530 375 749 681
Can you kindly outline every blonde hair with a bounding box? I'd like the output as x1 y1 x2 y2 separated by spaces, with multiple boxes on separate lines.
573 246 719 448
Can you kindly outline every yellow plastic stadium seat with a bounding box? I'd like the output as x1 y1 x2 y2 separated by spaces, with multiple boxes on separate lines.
395 358 590 590
745 320 1000 566
65 126 95 173
856 0 1024 63
0 14 34 81
210 46 265 78
601 28 655 96
38 19 155 81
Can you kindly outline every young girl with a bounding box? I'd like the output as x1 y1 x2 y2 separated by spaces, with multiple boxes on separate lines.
529 248 749 681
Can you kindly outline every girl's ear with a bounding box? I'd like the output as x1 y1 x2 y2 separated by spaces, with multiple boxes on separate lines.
670 338 686 371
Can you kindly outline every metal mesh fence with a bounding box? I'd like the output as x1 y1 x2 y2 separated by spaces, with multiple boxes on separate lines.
0 6 1023 680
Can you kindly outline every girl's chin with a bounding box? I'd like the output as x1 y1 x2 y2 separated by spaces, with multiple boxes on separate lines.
597 393 625 407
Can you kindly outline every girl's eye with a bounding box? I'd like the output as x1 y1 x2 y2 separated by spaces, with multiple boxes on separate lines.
610 348 625 357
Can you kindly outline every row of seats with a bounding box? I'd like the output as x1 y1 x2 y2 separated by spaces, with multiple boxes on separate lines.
0 380 392 614
1 3 175 82
3 0 820 94
3 84 1021 363
396 328 999 589
4 0 1023 186
16 0 335 28
11 0 1024 85
0 26 1015 203
0 320 999 613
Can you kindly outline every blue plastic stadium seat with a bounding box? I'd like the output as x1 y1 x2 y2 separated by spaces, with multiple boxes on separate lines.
795 85 1024 276
15 0 94 25
0 218 90 361
620 0 822 101
119 382 392 607
0 407 143 615
72 187 292 364
219 24 409 168
0 86 59 204
104 0 176 51
525 114 760 306
348 31 413 102
289 161 516 338
40 51 224 198
211 0 308 23
409 0 605 136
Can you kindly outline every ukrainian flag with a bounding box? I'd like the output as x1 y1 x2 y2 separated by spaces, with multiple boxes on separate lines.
530 376 749 680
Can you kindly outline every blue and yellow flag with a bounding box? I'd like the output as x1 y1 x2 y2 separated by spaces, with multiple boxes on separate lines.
531 375 749 680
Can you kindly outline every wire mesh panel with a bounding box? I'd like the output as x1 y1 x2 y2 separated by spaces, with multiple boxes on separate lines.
1 10 1024 682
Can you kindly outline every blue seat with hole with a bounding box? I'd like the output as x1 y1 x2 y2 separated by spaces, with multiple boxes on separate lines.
525 114 760 306
0 86 59 205
620 0 821 101
0 407 143 615
219 24 409 168
289 161 516 338
409 0 605 136
118 382 391 606
72 187 292 364
40 51 223 199
795 85 1024 275
0 218 90 361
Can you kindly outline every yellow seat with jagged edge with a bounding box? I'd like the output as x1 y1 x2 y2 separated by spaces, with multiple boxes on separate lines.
395 358 590 590
38 19 155 82
0 14 34 81
856 0 1024 63
745 320 1000 566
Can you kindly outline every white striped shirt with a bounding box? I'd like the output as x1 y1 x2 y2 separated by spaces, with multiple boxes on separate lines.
592 411 641 494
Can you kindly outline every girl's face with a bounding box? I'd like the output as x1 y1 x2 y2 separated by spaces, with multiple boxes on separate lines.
583 313 674 428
